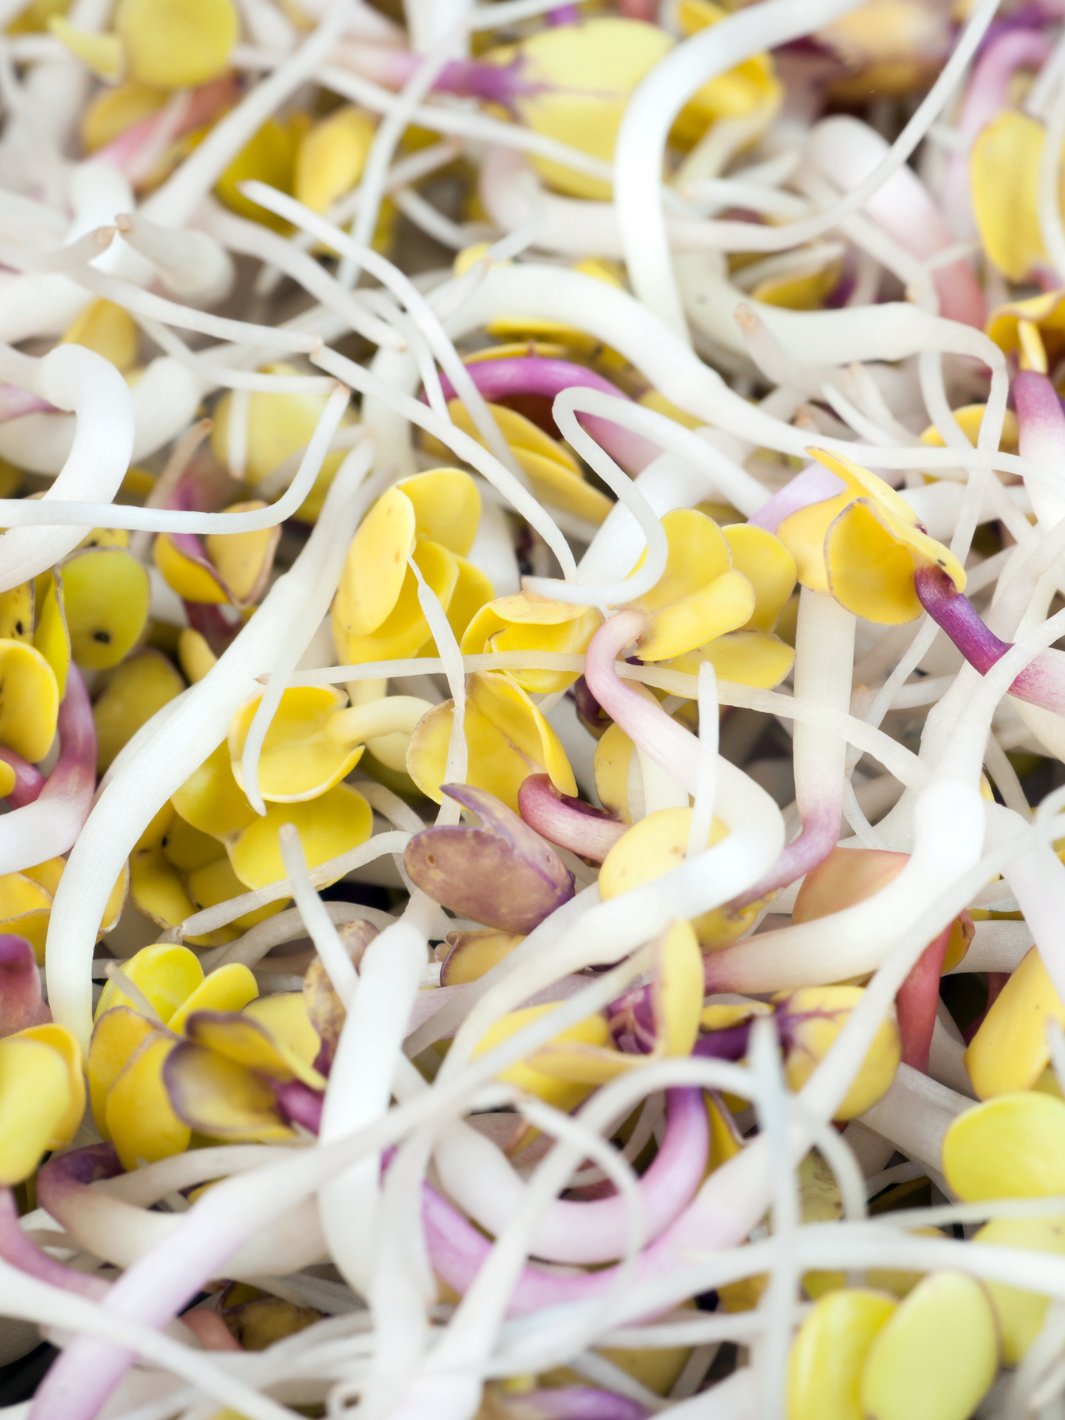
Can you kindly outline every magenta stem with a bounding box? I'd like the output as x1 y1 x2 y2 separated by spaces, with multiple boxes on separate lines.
729 799 840 912
0 1188 107 1300
1014 368 1065 468
514 1391 649 1420
0 748 46 808
517 774 628 863
272 1080 324 1135
434 355 659 474
583 610 700 794
423 1088 709 1312
914 565 1065 713
0 934 49 1036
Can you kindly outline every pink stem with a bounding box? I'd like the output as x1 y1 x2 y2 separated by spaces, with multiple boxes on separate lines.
434 357 659 473
895 921 953 1073
729 798 840 913
95 75 237 181
424 1088 709 1311
0 1188 107 1299
180 1310 242 1351
517 774 628 863
0 934 49 1036
272 1080 323 1135
1015 368 1065 469
914 565 1065 713
583 610 700 794
502 1391 649 1420
0 385 54 424
43 666 96 826
0 748 46 808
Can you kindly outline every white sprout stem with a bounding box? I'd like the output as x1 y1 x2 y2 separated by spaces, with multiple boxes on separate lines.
408 555 467 793
0 342 132 591
46 415 379 1050
735 590 855 905
241 180 525 483
279 825 359 1007
687 661 719 858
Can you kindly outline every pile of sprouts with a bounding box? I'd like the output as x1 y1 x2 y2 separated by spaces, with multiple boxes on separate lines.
7 0 1065 1416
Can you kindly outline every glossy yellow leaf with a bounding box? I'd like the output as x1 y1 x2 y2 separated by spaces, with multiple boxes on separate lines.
655 918 703 1057
440 929 524 985
33 572 69 700
168 962 259 1034
461 591 601 694
229 685 361 804
0 873 53 964
825 498 965 625
671 0 781 149
971 110 1051 282
788 1288 896 1420
177 628 217 684
48 18 122 80
116 0 237 87
62 547 150 669
483 19 673 200
185 1008 324 1088
0 583 32 643
406 670 575 814
629 509 755 661
670 631 795 689
0 761 15 799
473 1002 611 1111
0 1036 75 1183
777 492 852 594
94 942 204 1025
153 533 228 605
87 1005 155 1139
185 853 286 931
295 105 375 215
80 80 167 154
859 1272 998 1420
205 502 280 608
920 404 1019 453
722 524 797 632
243 992 320 1071
60 299 138 372
93 649 185 774
163 1041 295 1141
227 781 373 890
397 468 481 557
445 556 494 647
965 947 1065 1097
942 1091 1065 1200
173 739 258 839
106 1032 190 1170
0 639 58 762
333 486 417 638
780 984 901 1120
333 540 458 665
215 115 306 230
129 842 224 945
15 1022 84 1146
976 1214 1065 1363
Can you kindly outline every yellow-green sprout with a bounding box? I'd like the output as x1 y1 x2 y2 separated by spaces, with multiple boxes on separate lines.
0 1023 85 1183
406 670 575 815
788 1288 897 1420
964 946 1065 1097
776 449 965 624
461 591 602 694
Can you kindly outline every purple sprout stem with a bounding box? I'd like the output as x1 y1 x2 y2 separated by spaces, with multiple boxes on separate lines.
423 1088 709 1311
0 1188 107 1299
546 6 581 24
914 564 1065 713
0 385 55 424
434 356 659 474
517 774 628 863
583 609 700 794
0 934 50 1036
272 1080 324 1135
0 748 45 808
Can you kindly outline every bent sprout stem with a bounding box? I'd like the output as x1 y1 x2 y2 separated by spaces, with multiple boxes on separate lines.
915 564 1065 716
